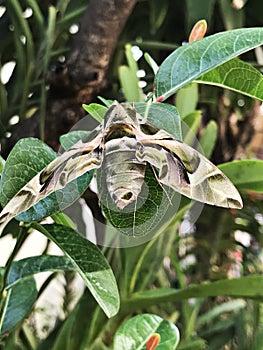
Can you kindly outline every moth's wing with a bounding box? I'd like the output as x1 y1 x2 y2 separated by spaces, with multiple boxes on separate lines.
0 136 103 233
139 139 243 209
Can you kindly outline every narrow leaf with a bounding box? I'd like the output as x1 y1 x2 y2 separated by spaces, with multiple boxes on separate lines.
118 44 144 102
199 120 218 158
126 276 263 311
218 160 263 192
197 299 246 327
144 53 159 75
176 83 198 119
149 0 169 34
82 103 107 123
181 111 202 146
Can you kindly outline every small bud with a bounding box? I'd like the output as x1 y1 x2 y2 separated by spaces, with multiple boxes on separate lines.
189 20 207 42
156 96 164 102
146 333 161 350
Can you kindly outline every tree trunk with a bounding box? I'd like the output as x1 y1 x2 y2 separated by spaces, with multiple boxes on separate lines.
3 0 137 156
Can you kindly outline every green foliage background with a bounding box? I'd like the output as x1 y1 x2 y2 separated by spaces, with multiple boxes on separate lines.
1 0 263 349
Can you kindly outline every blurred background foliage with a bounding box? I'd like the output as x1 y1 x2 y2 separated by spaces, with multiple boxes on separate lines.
1 0 263 349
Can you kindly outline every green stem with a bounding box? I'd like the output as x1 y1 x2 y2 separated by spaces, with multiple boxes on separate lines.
51 212 75 229
7 0 35 119
1 227 27 292
31 222 51 240
39 6 57 140
25 0 45 34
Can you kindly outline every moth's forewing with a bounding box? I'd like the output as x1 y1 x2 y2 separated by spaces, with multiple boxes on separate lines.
0 134 103 233
137 143 191 195
140 138 243 209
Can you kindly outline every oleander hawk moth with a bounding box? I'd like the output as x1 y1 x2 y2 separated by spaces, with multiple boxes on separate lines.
0 101 242 234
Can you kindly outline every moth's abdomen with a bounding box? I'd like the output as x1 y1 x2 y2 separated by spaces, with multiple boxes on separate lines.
103 137 146 209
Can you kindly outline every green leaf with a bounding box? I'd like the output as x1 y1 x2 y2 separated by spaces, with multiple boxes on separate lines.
6 255 74 288
196 58 263 101
0 156 5 175
0 277 37 335
118 44 144 102
177 338 207 350
60 130 90 150
113 314 180 350
125 276 263 311
196 299 246 327
98 96 114 107
176 83 198 119
37 224 119 318
181 111 202 146
121 206 187 294
134 102 182 140
218 160 263 192
82 103 107 123
155 28 263 100
144 53 159 75
0 138 93 222
199 120 218 159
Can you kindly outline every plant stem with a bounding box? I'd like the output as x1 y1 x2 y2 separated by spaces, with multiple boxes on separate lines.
1 228 28 292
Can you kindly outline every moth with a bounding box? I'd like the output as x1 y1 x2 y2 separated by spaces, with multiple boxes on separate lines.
0 101 242 233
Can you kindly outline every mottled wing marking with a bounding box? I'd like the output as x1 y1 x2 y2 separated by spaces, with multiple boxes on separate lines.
0 136 103 233
139 138 243 209
0 101 243 235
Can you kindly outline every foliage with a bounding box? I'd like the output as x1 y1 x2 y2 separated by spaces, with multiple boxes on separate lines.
1 1 263 349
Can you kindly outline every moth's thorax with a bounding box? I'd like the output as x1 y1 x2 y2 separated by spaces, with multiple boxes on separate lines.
102 137 146 209
105 123 134 141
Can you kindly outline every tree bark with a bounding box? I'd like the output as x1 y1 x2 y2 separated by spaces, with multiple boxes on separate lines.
45 0 137 150
3 0 137 156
